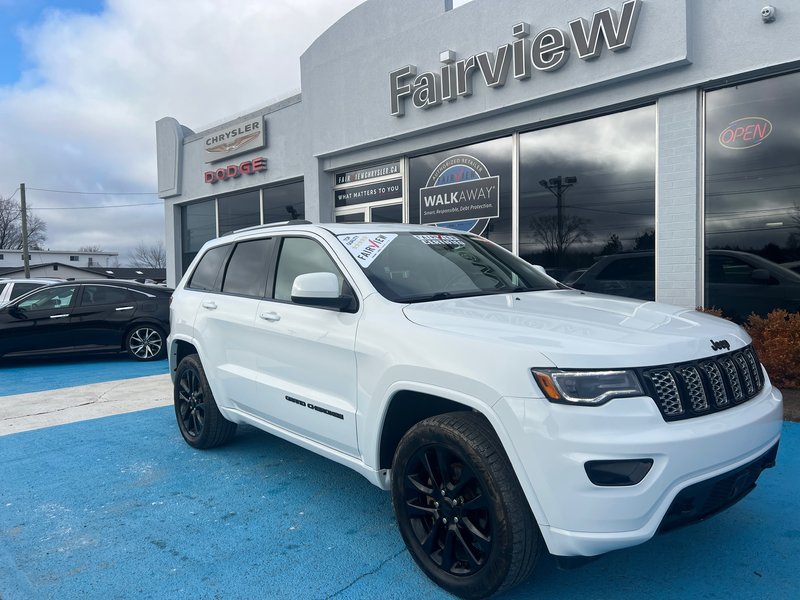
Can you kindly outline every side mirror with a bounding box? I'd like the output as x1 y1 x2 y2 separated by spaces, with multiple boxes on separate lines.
291 272 354 311
532 265 547 275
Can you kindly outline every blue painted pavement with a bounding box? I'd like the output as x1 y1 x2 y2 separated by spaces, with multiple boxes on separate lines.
0 356 168 396
1 409 797 599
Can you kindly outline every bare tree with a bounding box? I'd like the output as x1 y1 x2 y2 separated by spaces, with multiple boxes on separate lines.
0 197 47 250
79 245 104 252
528 214 592 259
129 240 166 268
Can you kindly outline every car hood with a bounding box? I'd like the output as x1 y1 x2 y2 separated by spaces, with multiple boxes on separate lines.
401 290 749 369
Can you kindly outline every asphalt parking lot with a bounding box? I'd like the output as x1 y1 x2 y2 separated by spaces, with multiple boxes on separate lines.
1 358 798 599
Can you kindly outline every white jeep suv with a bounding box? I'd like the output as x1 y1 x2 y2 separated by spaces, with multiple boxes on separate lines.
169 222 782 599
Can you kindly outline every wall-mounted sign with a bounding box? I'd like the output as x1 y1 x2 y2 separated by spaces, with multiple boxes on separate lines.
204 157 267 184
335 179 403 207
718 117 773 150
419 154 499 234
335 161 401 185
389 0 641 116
203 117 266 163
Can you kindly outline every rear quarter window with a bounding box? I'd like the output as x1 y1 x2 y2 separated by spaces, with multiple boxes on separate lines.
188 245 230 291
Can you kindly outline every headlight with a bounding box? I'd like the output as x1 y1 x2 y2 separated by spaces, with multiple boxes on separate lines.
531 369 644 406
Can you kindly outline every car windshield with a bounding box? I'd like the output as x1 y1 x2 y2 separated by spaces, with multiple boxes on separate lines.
337 232 559 303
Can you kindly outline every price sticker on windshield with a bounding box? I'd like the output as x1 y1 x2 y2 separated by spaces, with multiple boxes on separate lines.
338 233 397 267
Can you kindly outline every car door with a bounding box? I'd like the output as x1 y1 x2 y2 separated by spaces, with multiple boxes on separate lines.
70 284 145 349
250 235 360 456
0 284 79 356
192 238 272 412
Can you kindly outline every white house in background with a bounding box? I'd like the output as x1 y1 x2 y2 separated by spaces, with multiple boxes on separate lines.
0 249 118 269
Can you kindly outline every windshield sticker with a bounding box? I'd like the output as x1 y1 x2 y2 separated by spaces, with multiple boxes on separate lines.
414 234 464 247
338 233 397 267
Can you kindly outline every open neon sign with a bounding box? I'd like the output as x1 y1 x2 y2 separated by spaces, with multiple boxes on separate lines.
719 117 773 149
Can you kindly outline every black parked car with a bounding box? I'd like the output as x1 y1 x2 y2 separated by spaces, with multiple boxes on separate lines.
0 280 172 361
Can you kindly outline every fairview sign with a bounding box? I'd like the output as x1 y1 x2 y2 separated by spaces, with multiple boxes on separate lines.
390 0 642 116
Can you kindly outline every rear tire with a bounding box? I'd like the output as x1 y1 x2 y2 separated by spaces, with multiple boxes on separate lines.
391 412 541 599
174 354 237 449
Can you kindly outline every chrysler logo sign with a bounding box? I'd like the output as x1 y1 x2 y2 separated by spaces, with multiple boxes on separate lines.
389 0 642 116
203 117 266 163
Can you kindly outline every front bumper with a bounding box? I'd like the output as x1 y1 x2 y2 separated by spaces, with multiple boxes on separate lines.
495 382 783 557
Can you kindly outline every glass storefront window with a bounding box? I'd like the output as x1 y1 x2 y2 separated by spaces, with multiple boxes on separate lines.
519 106 656 294
218 190 260 235
409 137 513 250
370 203 403 223
181 199 216 274
263 180 304 224
705 72 800 322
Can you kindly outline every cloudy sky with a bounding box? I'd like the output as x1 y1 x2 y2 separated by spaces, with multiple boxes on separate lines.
0 0 365 264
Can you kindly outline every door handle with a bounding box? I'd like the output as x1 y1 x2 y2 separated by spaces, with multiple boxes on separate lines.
115 306 134 311
259 311 281 322
50 314 70 319
201 301 218 310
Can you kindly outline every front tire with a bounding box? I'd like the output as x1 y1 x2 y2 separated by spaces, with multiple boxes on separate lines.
174 354 237 449
391 412 541 599
125 325 166 361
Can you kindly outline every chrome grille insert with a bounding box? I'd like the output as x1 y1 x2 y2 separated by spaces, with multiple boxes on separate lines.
638 345 763 421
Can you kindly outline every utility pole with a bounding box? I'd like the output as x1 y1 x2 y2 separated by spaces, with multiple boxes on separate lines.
20 183 31 279
539 176 577 266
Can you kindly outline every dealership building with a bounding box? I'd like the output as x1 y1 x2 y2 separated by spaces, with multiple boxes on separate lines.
156 0 800 319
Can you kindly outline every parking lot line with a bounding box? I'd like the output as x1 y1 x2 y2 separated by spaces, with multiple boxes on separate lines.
0 374 171 436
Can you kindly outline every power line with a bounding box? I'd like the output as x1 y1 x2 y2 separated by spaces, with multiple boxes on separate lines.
26 187 158 196
5 187 20 200
32 201 163 210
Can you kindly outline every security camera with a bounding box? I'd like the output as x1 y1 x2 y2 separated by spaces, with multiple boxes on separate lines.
761 5 776 23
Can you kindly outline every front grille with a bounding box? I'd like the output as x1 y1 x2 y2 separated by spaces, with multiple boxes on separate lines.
640 345 764 422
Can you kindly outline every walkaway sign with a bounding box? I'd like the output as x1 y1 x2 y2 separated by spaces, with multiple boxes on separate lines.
420 177 499 225
390 0 642 116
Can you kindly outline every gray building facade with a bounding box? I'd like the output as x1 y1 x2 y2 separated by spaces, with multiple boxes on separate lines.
157 0 800 321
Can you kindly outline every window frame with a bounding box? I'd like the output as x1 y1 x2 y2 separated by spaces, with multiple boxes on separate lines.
268 234 360 313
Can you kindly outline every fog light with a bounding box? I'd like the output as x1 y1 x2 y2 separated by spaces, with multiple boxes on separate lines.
585 459 653 486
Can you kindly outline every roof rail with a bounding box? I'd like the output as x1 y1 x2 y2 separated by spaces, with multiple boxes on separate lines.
231 220 313 235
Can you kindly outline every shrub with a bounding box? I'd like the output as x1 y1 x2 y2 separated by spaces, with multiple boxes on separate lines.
744 309 800 389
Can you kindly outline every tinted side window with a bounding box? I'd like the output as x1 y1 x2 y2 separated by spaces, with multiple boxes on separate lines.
188 245 230 291
81 285 142 306
274 238 345 302
18 286 78 310
222 238 273 297
10 282 42 300
707 255 774 285
596 256 654 281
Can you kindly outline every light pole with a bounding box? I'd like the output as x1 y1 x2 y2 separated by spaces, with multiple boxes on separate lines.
539 176 577 265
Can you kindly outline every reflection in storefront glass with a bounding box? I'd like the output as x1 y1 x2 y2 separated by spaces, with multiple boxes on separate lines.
218 190 260 236
181 199 216 275
263 180 304 224
370 203 403 223
705 72 800 321
519 106 656 293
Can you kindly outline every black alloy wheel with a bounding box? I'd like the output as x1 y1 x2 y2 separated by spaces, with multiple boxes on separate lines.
126 325 165 361
173 354 236 449
177 365 205 439
392 412 541 599
402 444 493 577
